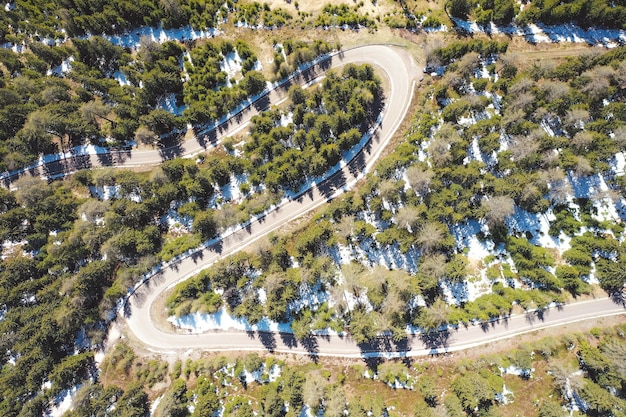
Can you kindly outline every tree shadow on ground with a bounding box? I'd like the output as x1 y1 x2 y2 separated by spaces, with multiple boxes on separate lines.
610 291 626 307
159 143 183 161
301 336 320 363
317 168 346 200
256 331 277 352
96 152 113 167
420 330 451 353
279 332 298 349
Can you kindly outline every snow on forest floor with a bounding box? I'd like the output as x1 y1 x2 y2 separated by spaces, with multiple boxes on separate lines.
104 25 220 49
451 19 626 46
169 308 293 333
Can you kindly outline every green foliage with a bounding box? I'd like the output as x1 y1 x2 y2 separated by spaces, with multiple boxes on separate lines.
158 379 190 417
135 359 169 388
507 237 559 289
243 64 381 193
518 0 626 29
451 372 495 411
434 40 508 66
314 3 376 28
160 234 202 262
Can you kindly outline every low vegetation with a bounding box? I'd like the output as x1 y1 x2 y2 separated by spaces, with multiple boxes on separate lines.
73 322 626 417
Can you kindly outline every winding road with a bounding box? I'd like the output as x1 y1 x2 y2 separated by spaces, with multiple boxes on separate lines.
117 44 625 358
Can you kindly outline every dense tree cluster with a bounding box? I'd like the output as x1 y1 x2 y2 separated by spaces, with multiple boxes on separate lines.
0 33 269 168
272 39 335 81
314 3 377 29
517 0 626 29
236 2 293 28
0 59 386 415
1 0 235 41
170 41 626 342
183 39 265 125
446 0 626 28
243 63 381 192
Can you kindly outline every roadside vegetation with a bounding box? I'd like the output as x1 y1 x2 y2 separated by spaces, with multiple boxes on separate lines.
72 322 626 417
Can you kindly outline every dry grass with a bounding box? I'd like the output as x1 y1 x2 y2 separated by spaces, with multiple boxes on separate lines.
258 0 397 19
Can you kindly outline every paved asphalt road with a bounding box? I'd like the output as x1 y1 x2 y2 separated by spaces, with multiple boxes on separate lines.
118 45 625 358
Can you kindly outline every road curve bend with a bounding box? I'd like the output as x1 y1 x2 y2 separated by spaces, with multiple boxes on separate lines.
120 45 625 358
123 44 419 355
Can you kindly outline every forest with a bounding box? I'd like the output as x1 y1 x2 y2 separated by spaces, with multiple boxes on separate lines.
168 43 626 343
0 0 625 416
68 322 626 417
445 0 626 28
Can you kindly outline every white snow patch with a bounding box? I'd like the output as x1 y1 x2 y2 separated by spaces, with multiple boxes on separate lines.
149 395 164 417
279 112 293 127
168 308 293 333
105 25 220 49
221 51 243 84
613 152 625 176
47 56 74 76
450 19 626 46
158 94 186 116
45 385 81 417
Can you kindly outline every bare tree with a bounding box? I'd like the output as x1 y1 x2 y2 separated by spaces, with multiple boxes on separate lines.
416 222 446 253
563 108 590 130
213 203 241 231
134 125 158 145
340 262 366 297
160 0 183 20
14 176 53 207
499 52 520 70
379 179 402 204
581 66 614 101
137 36 161 63
550 179 573 205
80 101 115 126
302 371 327 409
502 108 525 130
335 215 355 244
616 59 626 88
263 272 286 295
428 139 452 167
573 156 594 177
424 34 445 68
548 360 581 398
417 298 450 331
457 52 480 78
600 337 626 377
611 125 626 150
324 387 347 417
540 149 560 169
440 70 463 92
329 284 349 315
508 134 539 162
418 253 448 281
539 167 566 185
571 131 594 151
540 80 570 102
509 77 535 96
381 289 405 317
395 205 421 232
435 122 461 143
508 91 535 113
79 200 110 223
406 165 434 196
482 195 515 226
